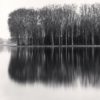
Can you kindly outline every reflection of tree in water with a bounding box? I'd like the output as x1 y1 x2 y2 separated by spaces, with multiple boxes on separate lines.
8 47 100 86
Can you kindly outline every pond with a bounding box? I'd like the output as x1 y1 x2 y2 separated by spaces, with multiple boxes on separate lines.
0 46 100 100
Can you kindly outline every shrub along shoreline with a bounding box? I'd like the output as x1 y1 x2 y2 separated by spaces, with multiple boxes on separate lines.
8 4 100 45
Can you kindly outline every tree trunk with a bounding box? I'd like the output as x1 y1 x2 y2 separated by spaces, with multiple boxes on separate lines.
66 29 67 45
61 27 63 45
42 28 45 45
42 37 44 45
17 37 19 45
85 33 87 45
59 32 60 45
92 32 94 45
51 32 54 45
72 26 74 46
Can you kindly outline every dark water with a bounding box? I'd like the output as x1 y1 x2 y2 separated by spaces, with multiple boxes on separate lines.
1 47 100 100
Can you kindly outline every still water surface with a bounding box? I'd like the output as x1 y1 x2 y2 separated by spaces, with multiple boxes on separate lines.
0 46 100 100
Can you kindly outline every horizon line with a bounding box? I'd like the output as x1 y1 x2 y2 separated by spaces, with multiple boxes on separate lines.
1 45 100 48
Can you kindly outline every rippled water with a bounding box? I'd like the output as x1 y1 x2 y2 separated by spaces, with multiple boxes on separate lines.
0 46 100 100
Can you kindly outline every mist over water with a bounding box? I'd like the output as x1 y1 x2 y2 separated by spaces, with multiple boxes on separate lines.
1 47 100 100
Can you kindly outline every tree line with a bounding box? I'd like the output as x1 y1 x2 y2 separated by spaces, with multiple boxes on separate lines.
8 4 100 45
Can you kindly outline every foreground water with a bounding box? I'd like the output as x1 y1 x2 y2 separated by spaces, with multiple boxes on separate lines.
0 46 100 100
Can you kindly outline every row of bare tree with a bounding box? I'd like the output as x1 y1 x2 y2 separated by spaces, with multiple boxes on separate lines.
8 4 100 45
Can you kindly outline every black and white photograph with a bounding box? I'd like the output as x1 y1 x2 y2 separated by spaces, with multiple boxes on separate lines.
0 0 100 100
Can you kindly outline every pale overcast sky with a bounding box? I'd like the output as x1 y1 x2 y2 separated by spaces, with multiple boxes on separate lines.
0 0 100 39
